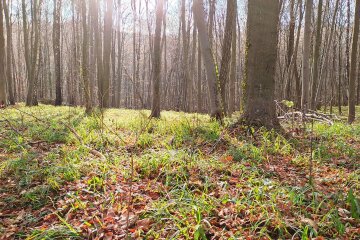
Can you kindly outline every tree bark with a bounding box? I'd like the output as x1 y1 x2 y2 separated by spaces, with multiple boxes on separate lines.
102 0 113 108
284 0 296 100
219 0 236 116
53 0 62 106
310 0 323 110
0 0 6 106
82 0 92 114
243 0 281 129
301 0 313 112
3 0 14 105
193 0 222 120
348 0 360 123
150 0 164 118
228 2 237 115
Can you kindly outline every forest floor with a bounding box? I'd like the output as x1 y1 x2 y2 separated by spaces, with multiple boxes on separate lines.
0 104 359 240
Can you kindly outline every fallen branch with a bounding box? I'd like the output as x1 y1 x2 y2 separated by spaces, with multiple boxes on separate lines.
278 111 334 125
60 121 107 161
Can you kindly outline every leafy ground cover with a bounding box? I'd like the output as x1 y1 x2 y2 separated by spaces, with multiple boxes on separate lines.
0 105 359 239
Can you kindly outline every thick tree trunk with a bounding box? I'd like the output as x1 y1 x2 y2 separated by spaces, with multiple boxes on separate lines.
348 0 360 123
243 0 280 129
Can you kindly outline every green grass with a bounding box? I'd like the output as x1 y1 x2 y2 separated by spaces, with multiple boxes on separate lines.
0 104 359 239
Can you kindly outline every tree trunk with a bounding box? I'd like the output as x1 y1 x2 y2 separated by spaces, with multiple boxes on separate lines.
3 0 14 105
348 0 360 123
310 0 323 109
292 0 303 108
243 0 280 129
180 0 190 111
228 2 237 115
219 0 236 116
53 0 62 106
102 0 113 108
0 0 6 106
284 0 296 100
301 0 313 112
197 32 202 112
81 0 92 114
91 0 103 108
150 0 164 118
193 0 222 120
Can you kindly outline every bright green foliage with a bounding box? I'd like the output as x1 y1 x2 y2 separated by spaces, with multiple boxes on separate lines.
0 105 359 239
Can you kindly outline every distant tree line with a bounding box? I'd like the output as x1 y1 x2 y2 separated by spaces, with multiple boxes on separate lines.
0 0 359 126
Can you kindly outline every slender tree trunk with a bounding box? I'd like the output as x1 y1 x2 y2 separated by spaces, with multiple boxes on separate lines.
150 0 164 118
219 0 236 116
301 0 313 112
193 0 222 120
284 0 296 100
132 0 137 108
310 0 323 109
228 1 237 115
82 0 92 114
3 0 14 105
348 0 360 123
53 0 62 106
102 0 113 108
180 0 190 111
293 0 303 108
0 0 6 106
197 32 202 112
91 0 103 108
345 0 351 97
338 29 343 115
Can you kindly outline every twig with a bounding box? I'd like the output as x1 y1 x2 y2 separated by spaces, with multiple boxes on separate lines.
60 121 107 161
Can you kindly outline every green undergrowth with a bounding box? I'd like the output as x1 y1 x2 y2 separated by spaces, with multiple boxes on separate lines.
0 104 359 239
